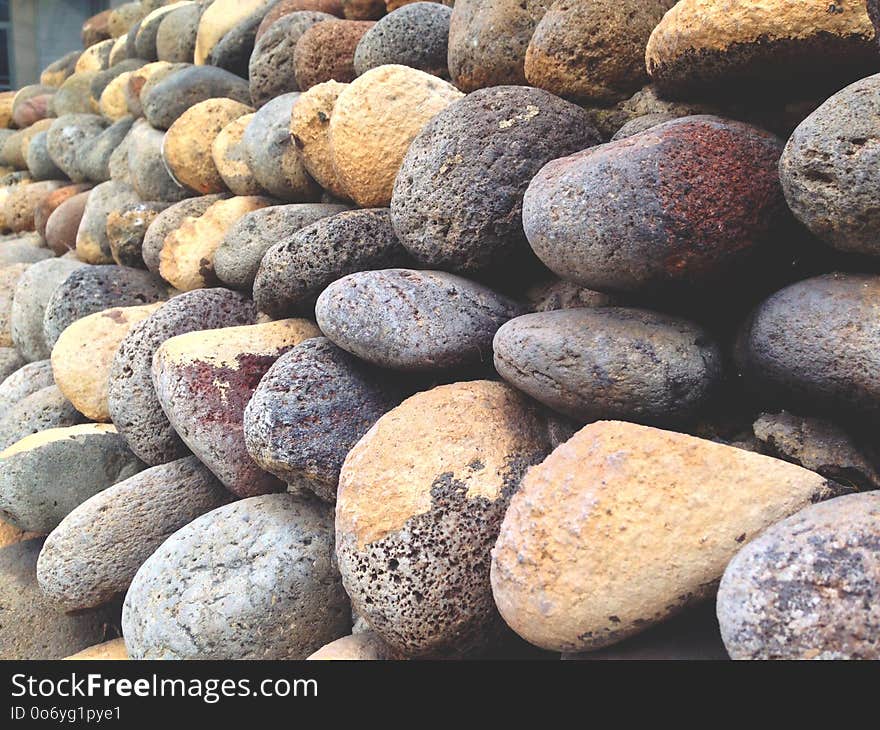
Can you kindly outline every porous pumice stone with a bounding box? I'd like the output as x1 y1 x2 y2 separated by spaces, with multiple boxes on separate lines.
194 0 270 65
10 258 85 363
308 631 393 660
0 264 29 348
142 65 251 130
342 0 385 19
293 19 374 90
107 202 170 268
156 3 202 63
0 349 24 382
391 85 600 273
122 493 350 660
41 50 82 88
45 192 91 256
152 319 320 497
315 269 523 372
37 456 230 612
447 0 552 92
3 180 67 233
75 39 114 74
75 183 141 265
717 492 880 660
51 303 163 422
212 114 263 196
493 308 723 425
126 119 191 203
108 288 258 466
214 203 351 290
244 337 405 501
243 93 321 201
355 2 451 78
522 115 786 294
645 0 879 100
525 0 676 105
0 424 145 534
141 194 228 274
51 72 100 116
779 74 880 256
289 80 350 199
253 208 408 318
159 195 273 291
489 421 849 654
0 386 87 451
0 539 120 660
735 273 880 416
257 0 343 39
46 114 109 183
64 638 128 661
249 11 336 107
336 380 553 658
164 98 254 194
329 64 463 206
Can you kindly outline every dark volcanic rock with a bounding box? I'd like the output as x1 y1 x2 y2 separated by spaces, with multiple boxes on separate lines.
46 114 110 183
142 65 251 130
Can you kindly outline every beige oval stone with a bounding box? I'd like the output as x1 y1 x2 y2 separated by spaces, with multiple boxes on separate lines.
195 0 269 65
51 303 164 422
212 114 264 196
490 420 847 654
75 39 114 74
290 81 349 200
64 638 128 660
125 61 174 118
4 180 66 233
99 72 133 121
329 64 463 206
159 196 272 291
307 632 393 660
164 98 254 194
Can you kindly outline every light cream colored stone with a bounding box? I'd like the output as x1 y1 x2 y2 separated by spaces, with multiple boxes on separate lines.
212 114 264 196
290 81 349 199
75 39 114 74
99 72 133 121
64 638 128 660
195 0 269 65
307 632 393 660
0 264 29 347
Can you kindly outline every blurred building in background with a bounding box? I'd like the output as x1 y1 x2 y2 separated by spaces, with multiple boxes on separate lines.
0 0 123 90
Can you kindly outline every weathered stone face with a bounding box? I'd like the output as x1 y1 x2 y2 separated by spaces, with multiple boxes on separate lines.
293 19 374 91
141 194 229 275
0 360 53 419
0 386 86 452
142 65 251 130
212 114 263 197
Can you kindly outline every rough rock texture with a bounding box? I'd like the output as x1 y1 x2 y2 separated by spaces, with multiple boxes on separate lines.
127 120 191 203
0 386 86 451
0 539 119 660
152 319 320 497
0 241 51 268
42 265 168 351
78 117 135 184
490 421 848 653
215 203 350 290
134 3 188 62
46 114 109 183
336 381 552 658
718 492 880 660
316 268 522 371
107 202 170 268
494 308 722 424
4 181 66 233
245 337 404 501
210 5 273 78
257 0 343 39
249 11 335 106
391 85 599 273
38 457 230 611
142 65 251 130
0 424 145 534
26 132 65 181
611 112 682 141
779 74 880 256
524 278 620 312
244 93 321 201
736 273 880 416
124 61 175 118
159 195 273 291
355 3 451 77
646 0 879 100
107 288 258 466
523 116 786 293
212 114 263 196
0 360 54 418
447 0 552 91
75 39 114 74
76 181 142 264
122 493 350 659
156 3 202 63
294 19 373 90
142 194 227 274
52 303 163 422
308 631 393 660
40 51 82 88
0 263 28 348
45 192 90 256
329 64 463 206
10 258 85 362
254 208 407 317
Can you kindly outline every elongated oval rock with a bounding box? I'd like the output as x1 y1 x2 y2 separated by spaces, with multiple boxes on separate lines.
717 492 880 660
494 308 722 425
142 65 251 130
316 269 522 371
490 421 848 653
523 116 786 294
0 360 54 418
337 380 552 657
38 457 230 611
45 192 90 256
52 303 163 422
0 264 29 349
152 319 320 497
46 114 109 183
0 386 87 452
34 184 93 241
391 85 599 273
123 493 349 659
211 114 263 196
194 0 269 66
0 424 145 534
108 289 258 466
141 194 228 274
107 202 170 268
76 181 142 264
156 4 201 63
244 337 404 501
127 120 192 203
254 208 407 317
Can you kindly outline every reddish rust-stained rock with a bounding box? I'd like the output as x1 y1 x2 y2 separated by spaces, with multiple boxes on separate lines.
341 0 385 20
152 319 320 496
45 192 91 256
523 115 787 294
34 185 93 241
257 0 344 39
293 20 374 91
